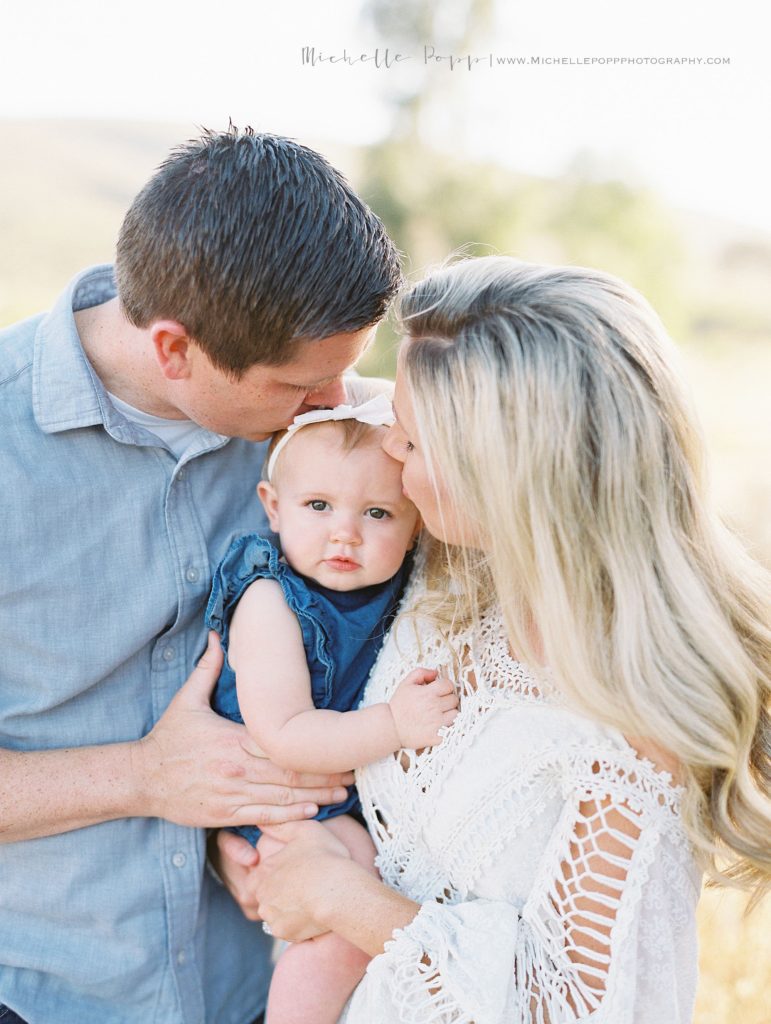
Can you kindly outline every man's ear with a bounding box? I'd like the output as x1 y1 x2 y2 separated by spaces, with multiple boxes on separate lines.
150 321 195 380
257 481 281 533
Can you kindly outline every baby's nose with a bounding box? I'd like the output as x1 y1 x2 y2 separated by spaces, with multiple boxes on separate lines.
330 516 362 545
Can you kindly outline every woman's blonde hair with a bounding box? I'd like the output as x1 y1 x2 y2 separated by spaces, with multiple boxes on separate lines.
398 256 771 896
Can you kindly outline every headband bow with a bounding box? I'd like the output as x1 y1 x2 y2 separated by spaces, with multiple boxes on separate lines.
266 393 395 480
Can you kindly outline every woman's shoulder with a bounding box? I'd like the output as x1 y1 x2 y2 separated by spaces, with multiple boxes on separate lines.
505 721 690 867
375 574 686 827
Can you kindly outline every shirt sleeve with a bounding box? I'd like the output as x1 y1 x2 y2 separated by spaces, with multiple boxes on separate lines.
343 767 693 1024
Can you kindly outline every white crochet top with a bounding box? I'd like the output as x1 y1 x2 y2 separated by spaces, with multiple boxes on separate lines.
341 581 701 1023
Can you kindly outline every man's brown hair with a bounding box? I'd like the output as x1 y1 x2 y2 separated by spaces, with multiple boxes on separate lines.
115 126 403 377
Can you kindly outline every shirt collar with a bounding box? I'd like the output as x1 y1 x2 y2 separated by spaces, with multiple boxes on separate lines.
32 264 118 435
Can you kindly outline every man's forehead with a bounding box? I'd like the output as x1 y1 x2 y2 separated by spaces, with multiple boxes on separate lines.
285 325 376 371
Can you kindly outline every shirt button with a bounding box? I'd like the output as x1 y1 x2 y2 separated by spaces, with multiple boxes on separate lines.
172 852 187 868
177 950 187 966
162 646 176 662
185 567 199 583
177 468 186 481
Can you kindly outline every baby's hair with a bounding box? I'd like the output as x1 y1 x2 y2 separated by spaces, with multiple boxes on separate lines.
264 376 395 482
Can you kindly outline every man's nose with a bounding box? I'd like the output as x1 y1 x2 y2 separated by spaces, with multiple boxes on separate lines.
306 376 347 409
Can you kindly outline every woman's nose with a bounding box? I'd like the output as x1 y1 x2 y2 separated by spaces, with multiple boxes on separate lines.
382 424 404 462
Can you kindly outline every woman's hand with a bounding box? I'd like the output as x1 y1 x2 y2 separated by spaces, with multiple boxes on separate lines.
253 819 355 942
242 820 422 956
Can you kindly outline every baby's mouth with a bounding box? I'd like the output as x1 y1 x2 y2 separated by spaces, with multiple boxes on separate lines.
324 557 361 571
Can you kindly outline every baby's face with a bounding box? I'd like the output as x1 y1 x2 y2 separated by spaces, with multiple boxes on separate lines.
259 425 420 591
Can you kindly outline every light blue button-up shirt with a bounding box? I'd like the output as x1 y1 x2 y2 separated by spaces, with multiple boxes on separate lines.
0 266 273 1023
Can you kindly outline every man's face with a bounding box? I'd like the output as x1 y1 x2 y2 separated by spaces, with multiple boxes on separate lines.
171 327 375 440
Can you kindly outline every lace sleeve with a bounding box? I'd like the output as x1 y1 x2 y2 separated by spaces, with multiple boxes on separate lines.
343 759 696 1024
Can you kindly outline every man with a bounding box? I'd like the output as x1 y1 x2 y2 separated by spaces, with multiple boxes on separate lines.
0 127 402 1024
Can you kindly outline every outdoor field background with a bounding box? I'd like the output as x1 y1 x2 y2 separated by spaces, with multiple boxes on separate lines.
2 117 769 1022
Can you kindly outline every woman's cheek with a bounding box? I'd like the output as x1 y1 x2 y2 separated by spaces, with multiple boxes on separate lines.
410 483 439 533
401 466 420 509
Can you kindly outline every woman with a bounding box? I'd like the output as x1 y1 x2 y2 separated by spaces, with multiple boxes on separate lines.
251 257 771 1022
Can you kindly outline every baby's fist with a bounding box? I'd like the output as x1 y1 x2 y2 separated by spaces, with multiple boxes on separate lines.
389 668 459 750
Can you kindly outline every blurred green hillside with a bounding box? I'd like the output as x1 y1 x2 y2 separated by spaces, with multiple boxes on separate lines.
3 120 771 348
2 119 768 566
0 120 191 324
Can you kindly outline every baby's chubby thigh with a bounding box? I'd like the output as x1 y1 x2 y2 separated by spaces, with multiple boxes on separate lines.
321 814 379 876
262 816 377 1023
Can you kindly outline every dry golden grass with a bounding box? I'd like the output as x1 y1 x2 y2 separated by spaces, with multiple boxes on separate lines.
686 339 770 1023
696 888 771 1024
682 339 771 569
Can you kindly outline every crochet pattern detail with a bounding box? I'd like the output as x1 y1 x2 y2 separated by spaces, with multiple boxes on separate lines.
343 579 700 1024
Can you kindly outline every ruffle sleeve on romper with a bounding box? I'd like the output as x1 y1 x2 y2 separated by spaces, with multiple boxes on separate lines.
206 532 337 707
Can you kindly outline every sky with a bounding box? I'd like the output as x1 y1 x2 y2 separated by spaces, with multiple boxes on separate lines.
1 0 769 231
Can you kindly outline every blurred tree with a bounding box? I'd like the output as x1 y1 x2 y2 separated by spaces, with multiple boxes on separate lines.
361 0 495 141
355 0 686 378
546 161 686 332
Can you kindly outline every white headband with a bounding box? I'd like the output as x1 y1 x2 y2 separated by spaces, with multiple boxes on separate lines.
266 393 395 481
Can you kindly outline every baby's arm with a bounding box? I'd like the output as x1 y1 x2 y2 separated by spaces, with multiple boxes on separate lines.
228 580 458 773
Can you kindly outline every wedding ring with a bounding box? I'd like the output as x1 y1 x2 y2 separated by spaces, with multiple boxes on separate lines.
262 922 273 936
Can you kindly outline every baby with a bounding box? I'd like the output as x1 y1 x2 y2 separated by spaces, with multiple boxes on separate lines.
206 380 459 1024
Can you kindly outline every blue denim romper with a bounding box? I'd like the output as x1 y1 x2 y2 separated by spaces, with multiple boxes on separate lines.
205 534 413 845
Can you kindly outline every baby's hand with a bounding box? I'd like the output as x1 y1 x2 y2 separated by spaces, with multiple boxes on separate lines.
388 669 459 750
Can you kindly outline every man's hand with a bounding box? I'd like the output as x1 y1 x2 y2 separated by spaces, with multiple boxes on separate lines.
388 668 459 749
132 631 352 828
208 829 263 921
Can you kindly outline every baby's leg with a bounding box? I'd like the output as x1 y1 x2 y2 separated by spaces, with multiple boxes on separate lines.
262 815 378 1024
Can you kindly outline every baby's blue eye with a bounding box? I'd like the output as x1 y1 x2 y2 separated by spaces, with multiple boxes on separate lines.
308 500 329 512
366 507 390 520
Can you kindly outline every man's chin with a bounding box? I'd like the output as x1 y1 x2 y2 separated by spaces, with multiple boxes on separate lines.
213 420 294 442
222 428 276 443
